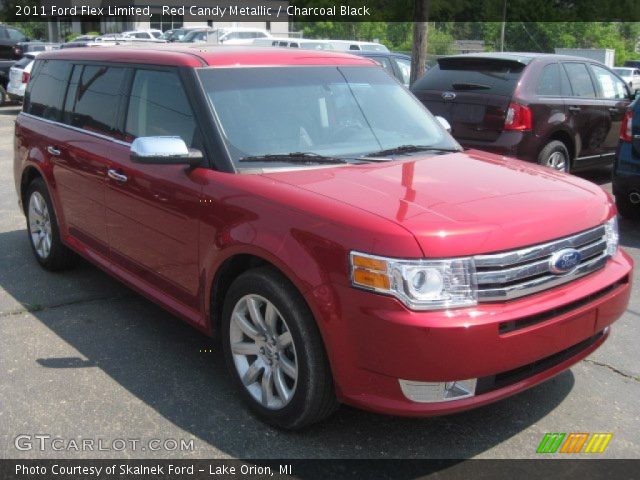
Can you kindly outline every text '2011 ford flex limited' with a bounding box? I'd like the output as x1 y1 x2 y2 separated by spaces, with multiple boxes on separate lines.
14 47 632 429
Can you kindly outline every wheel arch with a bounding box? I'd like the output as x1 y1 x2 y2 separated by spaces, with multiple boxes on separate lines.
546 129 575 164
208 250 319 339
20 165 45 214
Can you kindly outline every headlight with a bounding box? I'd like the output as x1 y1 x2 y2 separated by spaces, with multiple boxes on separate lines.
604 216 619 256
350 251 477 310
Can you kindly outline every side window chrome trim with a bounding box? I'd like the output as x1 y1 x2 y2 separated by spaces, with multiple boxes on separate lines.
19 112 132 147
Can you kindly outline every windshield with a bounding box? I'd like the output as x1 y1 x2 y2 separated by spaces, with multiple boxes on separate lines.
197 66 459 167
614 68 633 76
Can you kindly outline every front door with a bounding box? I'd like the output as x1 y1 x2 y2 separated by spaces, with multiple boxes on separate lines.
561 62 607 165
105 68 204 313
590 63 632 164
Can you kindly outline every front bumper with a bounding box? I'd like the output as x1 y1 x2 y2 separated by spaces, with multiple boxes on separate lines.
306 250 632 416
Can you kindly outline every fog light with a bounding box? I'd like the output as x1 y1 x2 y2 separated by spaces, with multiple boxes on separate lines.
399 378 477 403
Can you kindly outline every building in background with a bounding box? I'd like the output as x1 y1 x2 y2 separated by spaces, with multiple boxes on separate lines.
554 48 615 68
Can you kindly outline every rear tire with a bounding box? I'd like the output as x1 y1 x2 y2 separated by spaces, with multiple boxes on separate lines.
615 193 640 220
538 140 570 172
0 86 6 105
221 266 337 430
25 178 76 271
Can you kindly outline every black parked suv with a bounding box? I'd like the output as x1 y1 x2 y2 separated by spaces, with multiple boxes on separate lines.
0 24 29 104
411 53 633 172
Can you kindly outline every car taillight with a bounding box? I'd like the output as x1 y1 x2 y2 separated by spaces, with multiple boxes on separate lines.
504 102 533 131
21 71 30 84
620 110 633 142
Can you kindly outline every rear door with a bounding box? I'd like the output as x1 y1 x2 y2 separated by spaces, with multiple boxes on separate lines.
410 56 526 142
105 67 203 311
589 63 632 163
53 63 129 256
532 62 566 140
561 62 606 163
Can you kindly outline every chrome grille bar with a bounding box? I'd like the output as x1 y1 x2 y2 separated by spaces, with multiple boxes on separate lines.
474 225 608 302
474 225 605 269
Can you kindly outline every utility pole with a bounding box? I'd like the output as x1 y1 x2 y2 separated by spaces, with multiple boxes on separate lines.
410 0 429 86
500 0 507 51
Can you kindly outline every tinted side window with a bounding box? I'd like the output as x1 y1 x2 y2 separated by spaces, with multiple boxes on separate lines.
24 60 72 121
536 63 561 96
562 63 596 97
64 65 127 135
591 64 628 100
559 65 572 96
125 69 198 147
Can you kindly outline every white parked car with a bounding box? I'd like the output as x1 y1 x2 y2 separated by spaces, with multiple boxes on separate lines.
181 27 270 45
121 31 166 42
217 27 271 45
253 37 336 50
7 52 40 101
613 67 640 92
326 40 389 52
256 38 389 52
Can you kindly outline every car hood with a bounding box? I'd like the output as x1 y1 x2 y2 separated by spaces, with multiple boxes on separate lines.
261 150 613 257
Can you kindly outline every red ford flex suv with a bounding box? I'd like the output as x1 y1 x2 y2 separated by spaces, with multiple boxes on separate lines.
14 47 632 429
411 53 633 172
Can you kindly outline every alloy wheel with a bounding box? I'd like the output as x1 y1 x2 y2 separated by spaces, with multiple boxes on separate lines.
546 151 567 171
229 294 298 410
28 191 52 259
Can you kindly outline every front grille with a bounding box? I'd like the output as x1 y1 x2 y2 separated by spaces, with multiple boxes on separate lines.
474 225 609 302
475 331 605 395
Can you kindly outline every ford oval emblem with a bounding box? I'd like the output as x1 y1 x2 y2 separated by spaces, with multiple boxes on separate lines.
442 91 456 101
549 248 582 274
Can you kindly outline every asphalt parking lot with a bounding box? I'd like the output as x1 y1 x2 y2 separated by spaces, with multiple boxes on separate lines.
0 104 638 459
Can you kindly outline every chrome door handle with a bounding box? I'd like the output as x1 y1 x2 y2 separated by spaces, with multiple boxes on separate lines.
47 146 61 156
107 169 128 183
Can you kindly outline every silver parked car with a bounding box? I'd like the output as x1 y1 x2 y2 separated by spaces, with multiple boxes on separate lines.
613 67 640 92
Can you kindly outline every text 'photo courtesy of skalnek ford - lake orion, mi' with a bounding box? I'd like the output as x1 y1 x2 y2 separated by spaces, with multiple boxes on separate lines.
0 1 639 479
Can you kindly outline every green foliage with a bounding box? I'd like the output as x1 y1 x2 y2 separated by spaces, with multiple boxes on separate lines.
4 22 46 41
294 22 640 65
294 22 455 54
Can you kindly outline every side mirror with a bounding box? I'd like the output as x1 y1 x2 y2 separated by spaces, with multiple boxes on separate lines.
435 116 452 133
130 136 203 167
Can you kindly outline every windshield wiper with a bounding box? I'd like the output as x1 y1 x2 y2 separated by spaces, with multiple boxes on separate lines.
364 145 461 158
452 82 492 90
239 152 348 165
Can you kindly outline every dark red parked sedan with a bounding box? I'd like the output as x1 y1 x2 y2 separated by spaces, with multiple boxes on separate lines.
13 46 632 429
412 53 633 172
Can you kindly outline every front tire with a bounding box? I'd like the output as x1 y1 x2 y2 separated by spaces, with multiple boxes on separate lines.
221 267 337 429
25 178 76 270
538 140 570 172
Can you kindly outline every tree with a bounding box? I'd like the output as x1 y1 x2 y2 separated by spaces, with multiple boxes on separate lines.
410 0 430 85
